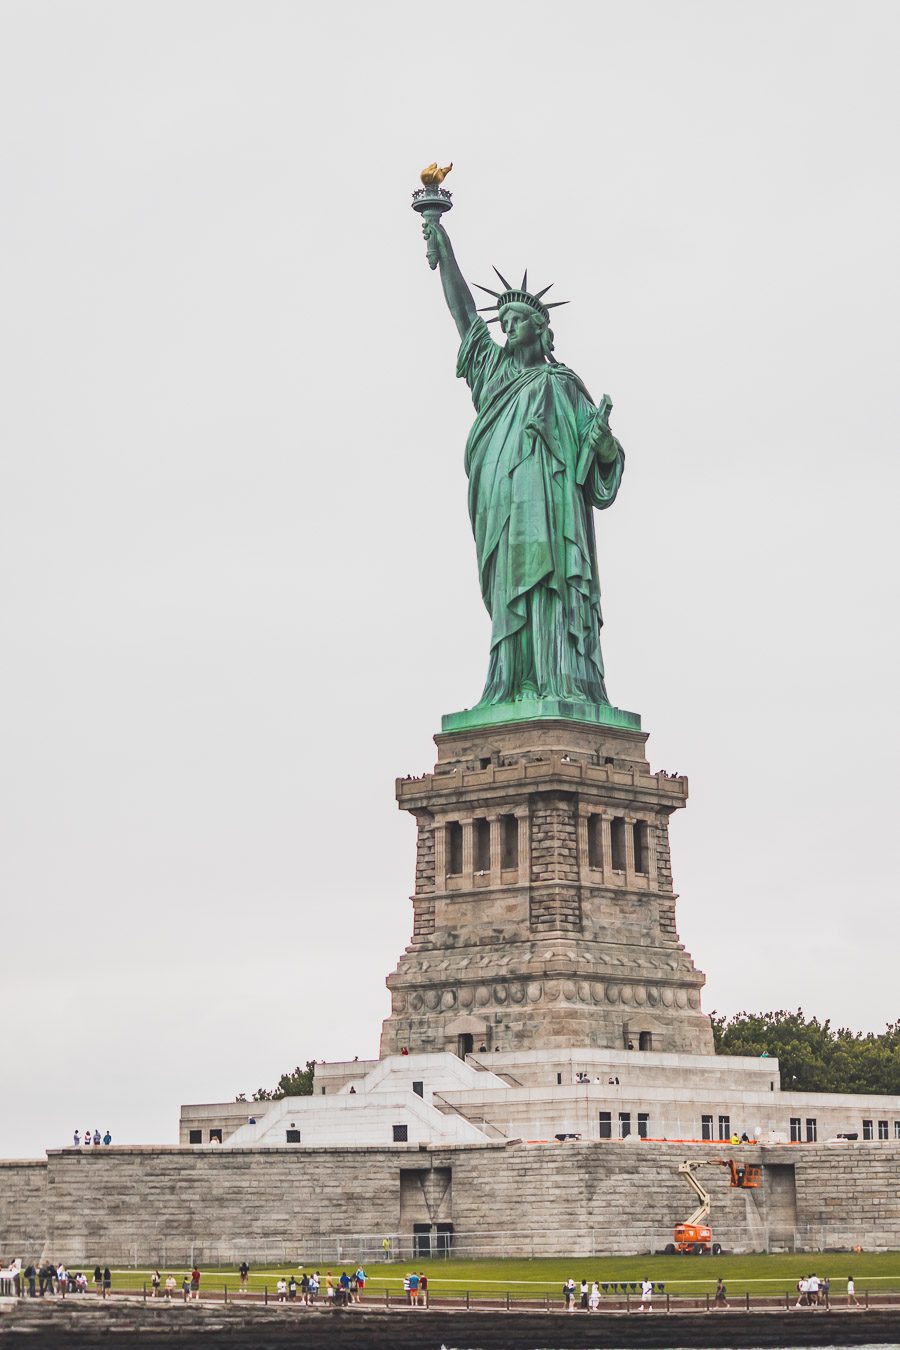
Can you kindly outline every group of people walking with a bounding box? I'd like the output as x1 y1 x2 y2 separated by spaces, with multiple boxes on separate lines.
563 1276 658 1312
15 1263 111 1298
150 1267 201 1300
402 1271 428 1305
794 1273 865 1308
271 1267 367 1304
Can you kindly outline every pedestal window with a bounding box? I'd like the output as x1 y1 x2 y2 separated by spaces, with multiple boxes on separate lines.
447 822 463 877
587 815 603 869
610 817 626 871
500 815 519 870
633 821 649 874
474 818 490 873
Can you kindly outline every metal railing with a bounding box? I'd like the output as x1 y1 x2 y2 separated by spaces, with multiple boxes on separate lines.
5 1282 897 1314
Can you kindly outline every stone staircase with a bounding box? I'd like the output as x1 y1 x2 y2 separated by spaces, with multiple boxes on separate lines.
431 1093 508 1140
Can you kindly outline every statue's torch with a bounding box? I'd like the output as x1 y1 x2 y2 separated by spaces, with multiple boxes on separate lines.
412 162 453 270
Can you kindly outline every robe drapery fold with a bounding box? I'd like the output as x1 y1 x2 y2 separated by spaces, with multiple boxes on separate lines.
457 317 624 707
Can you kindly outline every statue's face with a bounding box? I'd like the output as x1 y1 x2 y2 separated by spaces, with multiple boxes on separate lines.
499 304 538 353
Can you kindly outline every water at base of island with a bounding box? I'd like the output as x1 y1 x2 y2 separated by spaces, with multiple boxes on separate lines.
5 1300 899 1350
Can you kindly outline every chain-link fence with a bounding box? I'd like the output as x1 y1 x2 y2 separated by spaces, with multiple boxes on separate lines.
0 1226 813 1267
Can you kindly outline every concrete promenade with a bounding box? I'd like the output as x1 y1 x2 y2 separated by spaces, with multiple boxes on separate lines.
2 1297 900 1348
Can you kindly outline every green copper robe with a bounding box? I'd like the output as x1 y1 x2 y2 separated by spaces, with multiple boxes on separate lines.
457 318 624 706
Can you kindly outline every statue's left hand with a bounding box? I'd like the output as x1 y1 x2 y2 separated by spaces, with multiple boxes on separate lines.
592 397 619 465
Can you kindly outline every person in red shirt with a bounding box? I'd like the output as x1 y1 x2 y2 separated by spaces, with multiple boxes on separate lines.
190 1267 201 1300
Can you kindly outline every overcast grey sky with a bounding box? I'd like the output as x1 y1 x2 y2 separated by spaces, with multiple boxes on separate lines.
1 0 898 1159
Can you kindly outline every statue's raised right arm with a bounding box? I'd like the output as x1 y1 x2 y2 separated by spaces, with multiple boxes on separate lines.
421 220 477 341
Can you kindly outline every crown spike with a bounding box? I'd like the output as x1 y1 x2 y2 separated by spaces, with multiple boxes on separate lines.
492 266 513 290
476 304 500 312
533 283 554 300
544 301 570 310
486 316 503 324
521 269 528 291
473 283 502 299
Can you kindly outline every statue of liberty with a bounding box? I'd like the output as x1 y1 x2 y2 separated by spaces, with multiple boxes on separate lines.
420 206 625 713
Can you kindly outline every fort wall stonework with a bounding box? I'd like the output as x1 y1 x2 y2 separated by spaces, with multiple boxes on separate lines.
2 1142 898 1265
0 1160 48 1251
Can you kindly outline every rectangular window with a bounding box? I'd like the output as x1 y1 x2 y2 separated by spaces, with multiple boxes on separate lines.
598 1112 612 1139
701 1114 713 1141
863 1119 873 1140
610 817 626 871
392 1124 408 1142
474 817 491 873
878 1120 889 1140
208 1128 223 1143
633 821 648 874
412 1081 424 1098
718 1115 731 1140
501 815 518 870
447 822 463 876
619 1112 631 1138
789 1117 802 1142
637 1112 649 1139
895 1121 900 1140
188 1129 202 1145
285 1129 301 1143
805 1118 817 1142
587 816 603 869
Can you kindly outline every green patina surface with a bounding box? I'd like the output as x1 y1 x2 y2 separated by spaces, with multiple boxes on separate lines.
442 699 641 733
419 204 626 716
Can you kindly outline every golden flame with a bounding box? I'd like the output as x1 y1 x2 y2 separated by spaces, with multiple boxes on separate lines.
420 162 453 187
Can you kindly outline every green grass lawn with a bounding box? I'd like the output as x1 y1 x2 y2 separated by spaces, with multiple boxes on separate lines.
107 1252 900 1300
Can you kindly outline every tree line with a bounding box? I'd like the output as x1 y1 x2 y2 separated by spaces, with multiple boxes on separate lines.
712 1009 900 1094
235 1060 316 1102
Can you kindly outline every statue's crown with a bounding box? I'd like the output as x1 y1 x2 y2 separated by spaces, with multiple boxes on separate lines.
473 268 569 324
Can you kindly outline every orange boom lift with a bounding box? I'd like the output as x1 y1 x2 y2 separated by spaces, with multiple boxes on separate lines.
665 1158 761 1255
